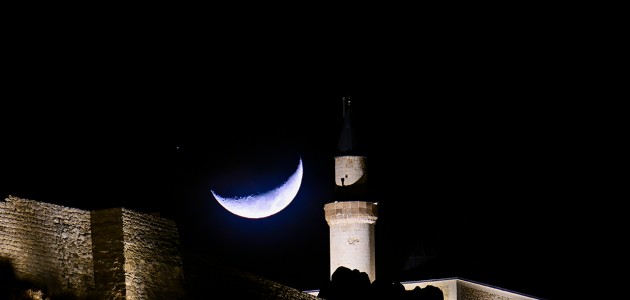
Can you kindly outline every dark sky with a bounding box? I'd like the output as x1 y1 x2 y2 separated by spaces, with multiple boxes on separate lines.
0 23 588 300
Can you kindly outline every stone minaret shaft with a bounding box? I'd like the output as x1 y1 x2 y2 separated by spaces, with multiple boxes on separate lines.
325 96 377 282
325 201 377 281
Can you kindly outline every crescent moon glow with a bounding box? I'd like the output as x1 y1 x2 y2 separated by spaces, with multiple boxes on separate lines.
211 158 303 219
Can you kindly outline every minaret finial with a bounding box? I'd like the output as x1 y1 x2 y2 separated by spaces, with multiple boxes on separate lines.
338 95 356 153
342 95 352 118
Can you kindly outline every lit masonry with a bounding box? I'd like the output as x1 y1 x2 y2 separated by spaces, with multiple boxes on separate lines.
324 97 377 282
0 195 184 299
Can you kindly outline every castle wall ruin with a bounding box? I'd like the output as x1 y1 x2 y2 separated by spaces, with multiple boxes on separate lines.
0 195 184 299
0 196 94 297
121 208 184 299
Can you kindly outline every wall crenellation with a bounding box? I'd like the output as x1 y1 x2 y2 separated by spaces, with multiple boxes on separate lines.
1 195 184 299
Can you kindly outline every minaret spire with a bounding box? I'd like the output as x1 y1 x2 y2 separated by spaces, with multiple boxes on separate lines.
338 95 356 154
342 95 350 118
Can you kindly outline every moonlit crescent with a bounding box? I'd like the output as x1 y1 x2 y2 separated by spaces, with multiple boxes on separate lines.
211 158 303 219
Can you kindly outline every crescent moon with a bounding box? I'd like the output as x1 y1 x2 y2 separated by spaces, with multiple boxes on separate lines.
211 158 303 219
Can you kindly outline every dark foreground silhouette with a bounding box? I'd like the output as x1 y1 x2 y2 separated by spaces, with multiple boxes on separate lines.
318 266 443 300
1 255 441 299
0 258 95 300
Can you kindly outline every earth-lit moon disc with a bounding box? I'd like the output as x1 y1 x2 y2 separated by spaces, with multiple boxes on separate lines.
211 158 303 219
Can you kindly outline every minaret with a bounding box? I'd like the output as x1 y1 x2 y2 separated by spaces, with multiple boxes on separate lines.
324 96 378 282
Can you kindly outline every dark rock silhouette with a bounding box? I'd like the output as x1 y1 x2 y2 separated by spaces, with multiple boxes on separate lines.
0 258 104 299
318 266 443 300
371 278 406 299
317 266 372 300
404 285 444 300
181 247 318 300
0 258 18 299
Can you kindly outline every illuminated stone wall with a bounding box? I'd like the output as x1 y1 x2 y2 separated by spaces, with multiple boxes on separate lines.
0 196 95 297
334 155 367 186
324 201 377 282
91 208 126 299
402 279 541 300
0 196 184 299
121 208 184 300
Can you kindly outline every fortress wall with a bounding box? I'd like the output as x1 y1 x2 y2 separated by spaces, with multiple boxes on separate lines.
0 196 95 296
91 207 126 299
121 208 184 300
1 196 185 299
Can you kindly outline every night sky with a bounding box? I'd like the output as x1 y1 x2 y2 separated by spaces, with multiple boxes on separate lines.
0 24 588 300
